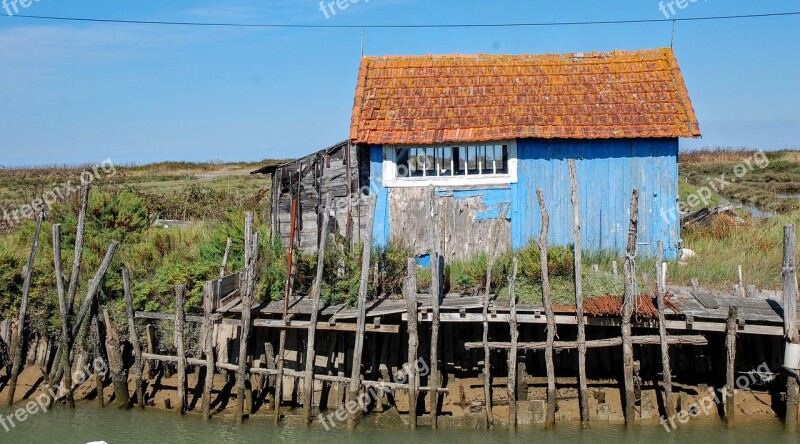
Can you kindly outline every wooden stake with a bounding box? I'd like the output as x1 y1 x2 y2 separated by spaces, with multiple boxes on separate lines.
428 186 441 428
91 299 105 408
405 258 419 429
52 224 75 408
303 193 332 424
175 285 187 415
236 212 258 424
347 195 376 429
612 261 619 277
569 159 589 427
507 258 519 431
123 269 144 409
537 189 557 430
655 241 674 416
725 306 738 427
622 189 639 428
202 281 216 419
102 309 131 408
220 237 233 279
782 225 799 432
5 211 43 407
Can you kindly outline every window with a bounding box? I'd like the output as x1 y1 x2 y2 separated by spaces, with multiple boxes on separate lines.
383 141 517 187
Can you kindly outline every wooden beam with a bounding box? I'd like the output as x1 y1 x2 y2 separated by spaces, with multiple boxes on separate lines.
783 224 799 432
569 159 589 428
236 212 258 424
123 269 144 409
52 224 75 409
725 306 738 428
655 241 675 416
202 281 216 419
303 192 332 424
464 335 709 351
220 237 232 279
622 188 639 428
405 258 419 430
103 309 131 408
5 211 43 407
428 186 441 429
253 319 400 334
507 258 519 431
175 285 187 415
347 195 376 429
537 189 556 430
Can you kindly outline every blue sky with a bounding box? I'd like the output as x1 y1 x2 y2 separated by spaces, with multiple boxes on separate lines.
0 0 798 167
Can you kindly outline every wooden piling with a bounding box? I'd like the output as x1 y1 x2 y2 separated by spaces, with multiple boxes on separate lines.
276 201 299 424
537 189 557 430
405 258 419 429
347 195 376 429
202 281 216 419
622 189 639 428
102 309 131 408
123 269 144 409
428 186 441 428
236 212 258 424
569 159 589 427
303 193 332 424
783 225 799 432
725 305 738 427
52 224 75 408
175 285 187 415
5 211 43 407
655 241 674 416
91 300 105 407
220 237 233 279
507 258 519 431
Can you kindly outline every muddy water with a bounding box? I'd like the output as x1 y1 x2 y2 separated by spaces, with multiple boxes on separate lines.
0 406 797 444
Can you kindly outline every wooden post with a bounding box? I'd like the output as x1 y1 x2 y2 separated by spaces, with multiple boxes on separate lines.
622 189 639 428
405 258 419 429
91 299 105 407
52 224 75 408
347 195 376 429
725 306 738 427
428 186 441 428
736 265 744 298
276 200 299 424
220 237 232 278
303 193 332 424
175 285 187 415
655 241 674 416
145 324 157 378
123 269 144 409
746 284 757 299
202 281 216 419
5 211 43 406
102 309 131 408
236 212 258 424
783 225 799 432
569 159 589 427
507 258 519 431
537 190 557 430
612 261 619 277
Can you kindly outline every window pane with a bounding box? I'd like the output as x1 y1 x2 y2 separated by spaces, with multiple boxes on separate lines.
456 146 466 175
396 148 410 177
497 145 508 174
438 147 453 176
410 148 424 177
425 147 436 176
467 146 478 174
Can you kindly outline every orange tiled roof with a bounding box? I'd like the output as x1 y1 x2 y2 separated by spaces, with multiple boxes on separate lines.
350 48 701 145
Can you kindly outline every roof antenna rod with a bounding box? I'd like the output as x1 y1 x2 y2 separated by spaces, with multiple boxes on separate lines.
360 28 365 58
670 19 676 48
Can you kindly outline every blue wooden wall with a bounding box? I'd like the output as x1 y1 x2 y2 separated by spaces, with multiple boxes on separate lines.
370 138 680 259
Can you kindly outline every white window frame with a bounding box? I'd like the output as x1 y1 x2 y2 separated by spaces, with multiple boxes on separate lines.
382 140 518 188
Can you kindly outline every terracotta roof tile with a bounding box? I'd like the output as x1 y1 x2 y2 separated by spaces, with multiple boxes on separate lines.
349 48 701 144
